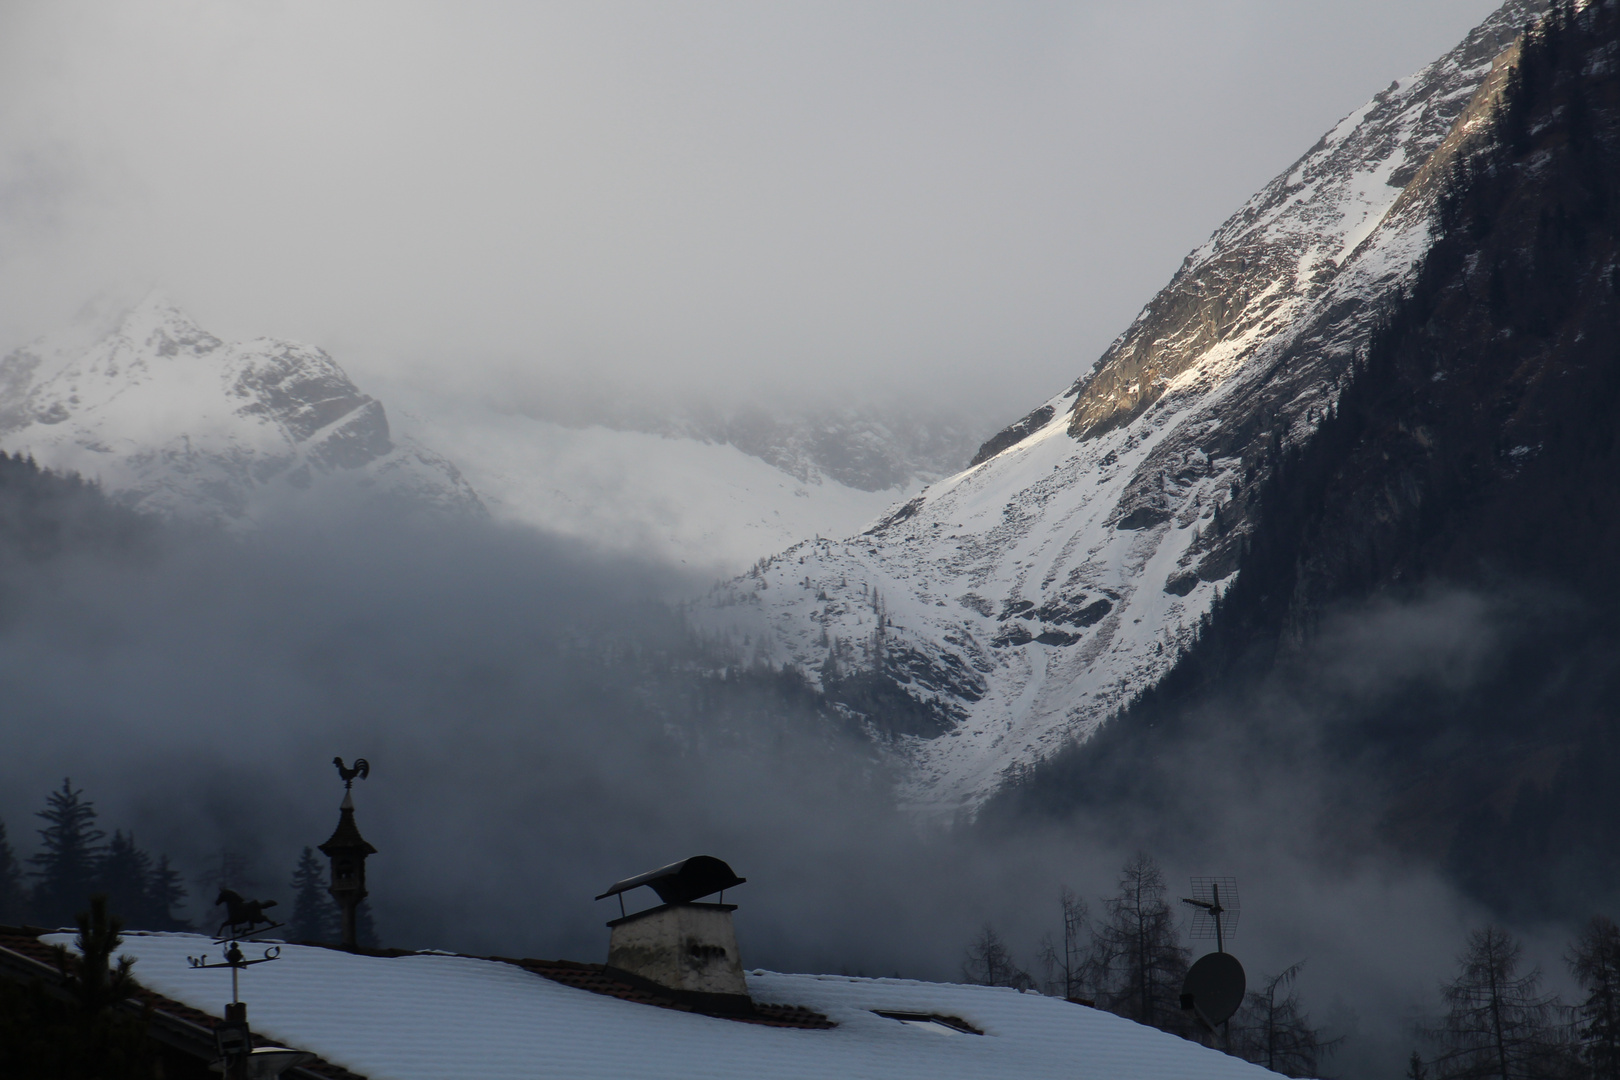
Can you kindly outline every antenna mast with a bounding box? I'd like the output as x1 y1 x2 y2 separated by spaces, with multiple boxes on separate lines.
1181 876 1239 953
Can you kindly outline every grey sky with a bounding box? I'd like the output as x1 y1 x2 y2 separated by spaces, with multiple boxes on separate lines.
1 0 1503 421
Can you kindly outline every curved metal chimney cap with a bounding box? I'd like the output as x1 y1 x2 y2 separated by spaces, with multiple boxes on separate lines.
595 855 746 905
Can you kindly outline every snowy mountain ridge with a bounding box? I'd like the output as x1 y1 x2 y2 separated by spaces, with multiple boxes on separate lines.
694 0 1546 814
0 296 484 524
0 298 935 574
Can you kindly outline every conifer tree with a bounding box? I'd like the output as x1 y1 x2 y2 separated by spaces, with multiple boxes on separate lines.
96 832 154 929
1432 926 1567 1080
288 847 338 943
1570 915 1620 1080
147 855 188 931
0 817 24 924
29 779 106 927
57 894 150 1078
1088 853 1190 1033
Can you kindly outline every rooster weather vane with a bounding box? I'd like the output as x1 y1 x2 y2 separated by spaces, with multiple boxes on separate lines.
333 757 370 789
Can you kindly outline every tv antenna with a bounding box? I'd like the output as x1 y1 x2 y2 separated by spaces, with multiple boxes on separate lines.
1179 877 1245 1039
1181 876 1239 953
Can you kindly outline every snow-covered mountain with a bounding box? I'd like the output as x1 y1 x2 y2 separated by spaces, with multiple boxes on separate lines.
695 0 1546 813
385 394 930 575
0 297 483 524
0 298 951 573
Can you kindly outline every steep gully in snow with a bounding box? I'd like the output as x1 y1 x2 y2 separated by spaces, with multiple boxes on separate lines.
694 0 1550 814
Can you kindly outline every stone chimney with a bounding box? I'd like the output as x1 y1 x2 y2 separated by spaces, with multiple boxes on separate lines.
596 856 748 1002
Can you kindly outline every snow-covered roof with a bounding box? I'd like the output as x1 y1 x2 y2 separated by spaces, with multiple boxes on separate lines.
43 931 1286 1080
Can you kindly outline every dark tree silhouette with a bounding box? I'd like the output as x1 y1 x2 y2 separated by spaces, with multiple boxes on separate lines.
29 779 106 927
0 817 24 924
0 894 154 1079
1228 961 1338 1077
1088 854 1190 1033
95 832 154 930
288 847 338 943
961 922 1032 989
1037 885 1090 1000
1432 926 1568 1080
146 855 188 931
1570 915 1620 1080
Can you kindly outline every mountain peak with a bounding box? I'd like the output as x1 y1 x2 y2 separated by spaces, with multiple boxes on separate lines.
0 302 483 524
694 0 1551 814
112 293 223 360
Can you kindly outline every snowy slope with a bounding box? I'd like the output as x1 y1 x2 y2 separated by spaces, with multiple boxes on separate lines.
0 297 482 524
62 932 1284 1080
388 396 918 576
694 0 1544 813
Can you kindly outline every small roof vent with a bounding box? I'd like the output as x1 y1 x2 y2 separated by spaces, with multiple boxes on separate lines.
595 855 746 907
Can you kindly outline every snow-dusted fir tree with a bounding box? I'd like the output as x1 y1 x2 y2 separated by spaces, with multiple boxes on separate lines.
1570 916 1620 1080
1431 926 1568 1080
1088 854 1190 1034
29 779 107 926
289 847 339 943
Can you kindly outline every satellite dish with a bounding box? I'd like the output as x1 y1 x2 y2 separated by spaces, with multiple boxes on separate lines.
1181 951 1246 1027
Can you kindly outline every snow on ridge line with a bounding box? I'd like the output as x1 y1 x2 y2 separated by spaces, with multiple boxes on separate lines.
693 0 1546 815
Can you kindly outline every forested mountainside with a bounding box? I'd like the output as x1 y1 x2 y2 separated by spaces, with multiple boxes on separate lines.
697 0 1547 812
989 0 1620 922
0 453 155 571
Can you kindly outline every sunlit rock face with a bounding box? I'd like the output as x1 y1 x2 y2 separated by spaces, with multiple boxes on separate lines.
695 0 1546 815
0 296 483 524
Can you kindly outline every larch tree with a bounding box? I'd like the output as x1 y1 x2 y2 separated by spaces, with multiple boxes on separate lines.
1431 926 1568 1080
1038 885 1091 1000
1228 961 1337 1078
962 922 1033 989
1088 854 1190 1033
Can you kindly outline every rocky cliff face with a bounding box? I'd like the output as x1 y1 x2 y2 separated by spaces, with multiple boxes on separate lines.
996 0 1620 921
696 0 1549 814
0 297 483 524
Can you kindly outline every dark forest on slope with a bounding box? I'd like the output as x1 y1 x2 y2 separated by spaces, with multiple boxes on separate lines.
988 0 1620 924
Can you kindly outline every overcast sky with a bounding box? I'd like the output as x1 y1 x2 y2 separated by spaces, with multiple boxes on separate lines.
1 0 1504 420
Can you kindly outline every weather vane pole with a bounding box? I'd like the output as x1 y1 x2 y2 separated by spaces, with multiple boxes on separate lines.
321 757 378 952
